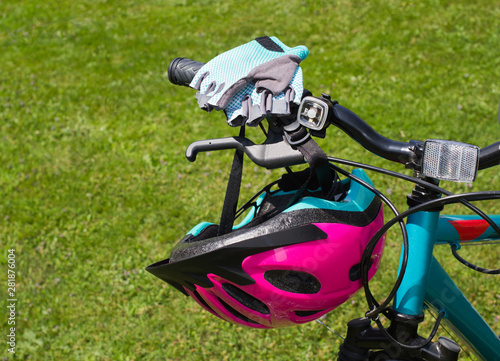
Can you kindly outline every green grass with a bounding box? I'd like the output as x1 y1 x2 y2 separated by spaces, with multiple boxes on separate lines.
1 0 499 360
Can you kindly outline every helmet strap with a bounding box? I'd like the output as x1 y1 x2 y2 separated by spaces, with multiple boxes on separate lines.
217 126 245 236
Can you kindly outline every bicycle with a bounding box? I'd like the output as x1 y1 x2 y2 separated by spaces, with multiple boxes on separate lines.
147 54 500 360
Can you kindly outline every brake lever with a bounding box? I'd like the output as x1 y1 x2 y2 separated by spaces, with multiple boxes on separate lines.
185 126 305 169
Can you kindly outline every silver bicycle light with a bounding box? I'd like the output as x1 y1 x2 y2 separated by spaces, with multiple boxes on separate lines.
297 96 331 130
422 139 480 182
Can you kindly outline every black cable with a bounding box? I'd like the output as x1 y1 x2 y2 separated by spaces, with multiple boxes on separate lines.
451 244 500 274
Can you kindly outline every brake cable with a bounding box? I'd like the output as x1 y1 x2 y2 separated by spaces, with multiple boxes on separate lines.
451 244 500 274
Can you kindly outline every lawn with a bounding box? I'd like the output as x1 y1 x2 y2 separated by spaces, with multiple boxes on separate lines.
1 0 499 360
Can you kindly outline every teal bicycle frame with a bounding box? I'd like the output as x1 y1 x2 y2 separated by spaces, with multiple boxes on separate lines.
393 212 500 360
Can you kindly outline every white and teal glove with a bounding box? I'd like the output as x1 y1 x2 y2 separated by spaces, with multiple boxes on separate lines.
190 36 308 126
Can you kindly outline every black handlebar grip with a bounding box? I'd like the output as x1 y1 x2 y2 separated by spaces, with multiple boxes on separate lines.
168 57 205 87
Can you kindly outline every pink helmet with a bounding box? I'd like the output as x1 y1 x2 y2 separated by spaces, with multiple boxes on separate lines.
147 168 385 328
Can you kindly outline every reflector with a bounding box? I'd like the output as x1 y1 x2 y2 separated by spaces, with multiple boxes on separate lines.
422 139 479 182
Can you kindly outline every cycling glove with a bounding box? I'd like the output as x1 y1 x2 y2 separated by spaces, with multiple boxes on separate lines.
190 36 308 125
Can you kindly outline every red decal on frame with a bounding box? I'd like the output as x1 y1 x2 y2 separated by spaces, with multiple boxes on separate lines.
448 219 490 241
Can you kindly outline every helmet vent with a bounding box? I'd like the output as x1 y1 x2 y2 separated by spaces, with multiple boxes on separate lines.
192 290 217 315
348 259 373 282
264 270 321 294
295 310 325 317
222 283 270 315
217 297 260 325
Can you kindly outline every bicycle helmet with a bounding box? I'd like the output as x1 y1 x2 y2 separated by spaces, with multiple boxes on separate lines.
147 168 385 329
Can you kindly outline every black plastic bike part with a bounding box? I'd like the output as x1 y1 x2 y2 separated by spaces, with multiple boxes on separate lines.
337 317 384 361
337 315 460 361
478 140 500 170
330 103 417 165
451 244 500 274
387 310 424 341
185 121 306 169
407 176 443 210
185 136 305 169
168 57 205 87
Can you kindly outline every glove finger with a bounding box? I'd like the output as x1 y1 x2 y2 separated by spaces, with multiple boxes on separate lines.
224 82 256 118
280 87 294 115
261 90 273 114
241 95 251 119
195 92 214 112
191 71 209 90
205 81 217 95
209 82 226 110
195 81 222 112
227 95 251 126
268 88 292 116
286 86 296 104
243 93 266 127
246 110 266 127
227 113 245 127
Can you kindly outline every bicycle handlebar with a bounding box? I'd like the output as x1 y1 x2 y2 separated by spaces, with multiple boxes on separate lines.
478 141 500 170
167 57 500 171
168 57 204 87
330 104 416 165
